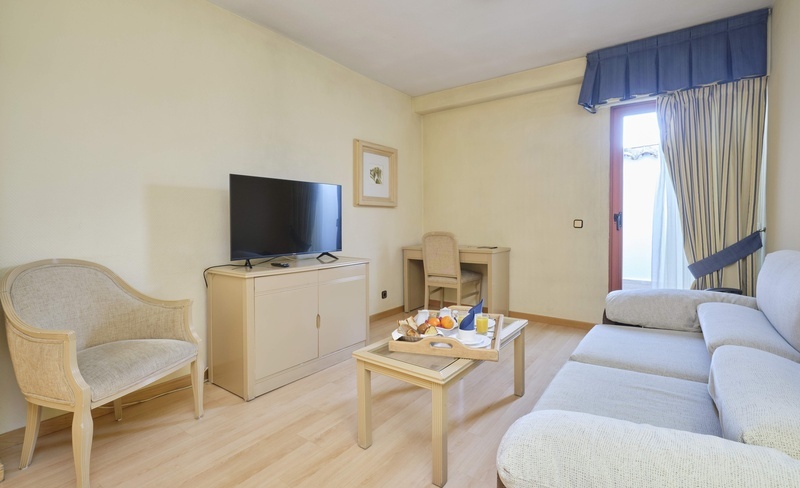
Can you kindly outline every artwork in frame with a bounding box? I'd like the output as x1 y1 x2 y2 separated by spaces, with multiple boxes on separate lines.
353 139 397 207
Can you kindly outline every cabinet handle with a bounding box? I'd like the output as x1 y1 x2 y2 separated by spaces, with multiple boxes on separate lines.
316 314 320 329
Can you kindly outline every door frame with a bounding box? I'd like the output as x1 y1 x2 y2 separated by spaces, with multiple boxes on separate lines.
609 100 656 292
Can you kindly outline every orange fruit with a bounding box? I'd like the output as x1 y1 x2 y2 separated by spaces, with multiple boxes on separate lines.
439 315 455 329
427 317 441 327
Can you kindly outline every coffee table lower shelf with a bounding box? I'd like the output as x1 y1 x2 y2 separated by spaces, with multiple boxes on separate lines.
353 318 528 487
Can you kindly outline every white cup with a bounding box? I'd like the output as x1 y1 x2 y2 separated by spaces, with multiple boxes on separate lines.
458 327 476 342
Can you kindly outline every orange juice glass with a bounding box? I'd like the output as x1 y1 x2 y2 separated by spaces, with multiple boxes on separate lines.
476 314 489 335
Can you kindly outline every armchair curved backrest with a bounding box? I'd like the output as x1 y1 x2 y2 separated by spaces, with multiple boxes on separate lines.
6 260 194 350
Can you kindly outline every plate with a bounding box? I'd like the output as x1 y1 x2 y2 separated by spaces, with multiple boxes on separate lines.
436 326 458 336
457 335 491 348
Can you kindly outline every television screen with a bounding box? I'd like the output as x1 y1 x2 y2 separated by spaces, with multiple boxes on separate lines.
230 174 342 262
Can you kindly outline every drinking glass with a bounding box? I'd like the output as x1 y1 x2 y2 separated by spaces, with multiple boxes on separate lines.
475 314 489 335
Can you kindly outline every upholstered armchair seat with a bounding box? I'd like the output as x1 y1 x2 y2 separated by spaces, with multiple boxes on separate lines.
77 339 197 402
1 259 204 488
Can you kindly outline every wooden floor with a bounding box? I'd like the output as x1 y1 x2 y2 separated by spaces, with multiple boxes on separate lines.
0 313 586 488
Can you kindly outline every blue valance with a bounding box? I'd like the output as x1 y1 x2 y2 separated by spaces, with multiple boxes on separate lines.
578 9 770 113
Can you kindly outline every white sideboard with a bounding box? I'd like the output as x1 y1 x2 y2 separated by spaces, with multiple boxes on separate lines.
206 257 369 401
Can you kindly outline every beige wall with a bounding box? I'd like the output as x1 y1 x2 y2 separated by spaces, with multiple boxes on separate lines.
422 83 610 322
767 0 800 252
0 0 423 434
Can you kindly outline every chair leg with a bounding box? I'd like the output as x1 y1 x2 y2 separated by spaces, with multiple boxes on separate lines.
19 402 41 469
424 285 430 310
113 399 123 421
191 358 204 419
72 404 93 488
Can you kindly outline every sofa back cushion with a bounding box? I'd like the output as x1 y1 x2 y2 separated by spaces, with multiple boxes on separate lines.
699 303 800 362
709 345 800 460
605 289 757 332
757 250 800 350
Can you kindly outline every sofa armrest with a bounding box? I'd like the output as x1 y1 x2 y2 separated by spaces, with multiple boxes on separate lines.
605 289 757 332
497 410 800 488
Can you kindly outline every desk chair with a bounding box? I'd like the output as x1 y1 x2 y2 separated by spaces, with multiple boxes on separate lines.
422 232 482 310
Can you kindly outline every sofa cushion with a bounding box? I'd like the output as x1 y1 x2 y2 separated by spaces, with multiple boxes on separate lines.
756 250 800 351
534 362 721 436
497 410 800 488
605 289 757 332
78 339 197 402
699 303 800 362
570 324 710 382
709 345 800 460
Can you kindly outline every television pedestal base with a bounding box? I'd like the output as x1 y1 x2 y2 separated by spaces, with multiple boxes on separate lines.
317 251 339 262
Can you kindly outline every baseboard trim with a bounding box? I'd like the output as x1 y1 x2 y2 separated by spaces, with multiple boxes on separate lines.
370 305 404 323
509 311 595 330
0 374 197 451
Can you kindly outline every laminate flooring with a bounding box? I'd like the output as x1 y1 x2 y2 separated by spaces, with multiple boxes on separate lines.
0 313 586 487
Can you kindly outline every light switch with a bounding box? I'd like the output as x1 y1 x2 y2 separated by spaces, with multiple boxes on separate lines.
573 219 584 229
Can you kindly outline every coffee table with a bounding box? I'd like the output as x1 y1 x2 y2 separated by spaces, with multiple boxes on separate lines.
353 318 528 487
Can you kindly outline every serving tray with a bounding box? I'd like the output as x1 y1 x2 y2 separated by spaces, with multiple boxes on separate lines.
388 313 504 361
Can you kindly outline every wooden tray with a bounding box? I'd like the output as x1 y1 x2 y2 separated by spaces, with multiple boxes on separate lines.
388 314 504 361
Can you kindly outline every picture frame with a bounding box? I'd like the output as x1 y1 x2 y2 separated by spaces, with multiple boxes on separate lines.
353 139 397 207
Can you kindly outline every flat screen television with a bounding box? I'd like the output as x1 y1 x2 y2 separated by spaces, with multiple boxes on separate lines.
229 174 342 264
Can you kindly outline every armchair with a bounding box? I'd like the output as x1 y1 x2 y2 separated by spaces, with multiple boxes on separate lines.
0 259 203 487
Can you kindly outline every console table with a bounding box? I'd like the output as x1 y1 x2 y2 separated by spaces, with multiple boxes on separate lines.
206 257 369 401
402 245 510 314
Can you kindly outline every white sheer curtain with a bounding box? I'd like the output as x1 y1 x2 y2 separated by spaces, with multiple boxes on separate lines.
651 154 694 289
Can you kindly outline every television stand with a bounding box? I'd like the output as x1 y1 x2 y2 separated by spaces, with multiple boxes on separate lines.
317 252 338 262
206 257 369 400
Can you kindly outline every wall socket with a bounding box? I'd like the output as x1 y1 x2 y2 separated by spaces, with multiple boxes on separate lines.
381 290 387 299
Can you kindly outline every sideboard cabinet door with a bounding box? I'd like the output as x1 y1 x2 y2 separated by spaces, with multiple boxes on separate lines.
318 264 367 357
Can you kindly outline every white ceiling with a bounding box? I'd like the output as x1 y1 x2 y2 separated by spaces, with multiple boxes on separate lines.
208 0 773 97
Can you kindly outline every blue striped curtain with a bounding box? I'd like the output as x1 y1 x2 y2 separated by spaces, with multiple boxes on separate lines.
657 77 768 295
579 9 769 113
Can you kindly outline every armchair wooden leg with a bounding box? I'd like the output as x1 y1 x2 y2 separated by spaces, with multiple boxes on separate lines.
72 405 93 488
113 399 123 421
19 402 41 469
191 358 204 419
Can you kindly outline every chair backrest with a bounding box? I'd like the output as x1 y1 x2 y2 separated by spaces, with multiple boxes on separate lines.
2 260 179 350
422 232 460 279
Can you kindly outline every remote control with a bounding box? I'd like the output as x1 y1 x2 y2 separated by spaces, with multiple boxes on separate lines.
271 262 290 268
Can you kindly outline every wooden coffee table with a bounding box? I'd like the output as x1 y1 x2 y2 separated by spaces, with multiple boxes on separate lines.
353 318 528 487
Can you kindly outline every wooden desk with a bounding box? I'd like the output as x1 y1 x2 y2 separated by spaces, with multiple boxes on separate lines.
403 245 510 315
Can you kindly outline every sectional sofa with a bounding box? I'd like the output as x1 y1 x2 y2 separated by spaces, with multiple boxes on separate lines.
497 250 800 487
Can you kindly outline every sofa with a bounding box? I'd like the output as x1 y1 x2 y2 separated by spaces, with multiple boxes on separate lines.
497 250 800 487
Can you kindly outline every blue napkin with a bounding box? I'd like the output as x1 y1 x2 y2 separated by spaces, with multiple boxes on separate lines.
459 299 484 331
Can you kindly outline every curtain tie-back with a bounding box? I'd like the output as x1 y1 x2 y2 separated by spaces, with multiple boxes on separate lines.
688 231 764 279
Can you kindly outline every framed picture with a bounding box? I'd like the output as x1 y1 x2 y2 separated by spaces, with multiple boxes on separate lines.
353 139 397 207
